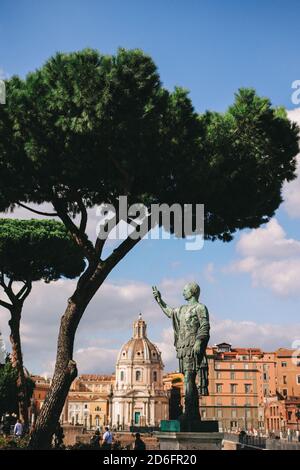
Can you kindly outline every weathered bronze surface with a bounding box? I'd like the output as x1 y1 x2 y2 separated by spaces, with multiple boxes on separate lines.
153 282 210 421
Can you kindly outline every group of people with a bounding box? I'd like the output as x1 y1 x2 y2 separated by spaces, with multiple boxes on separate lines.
90 427 146 450
90 426 113 449
2 416 147 450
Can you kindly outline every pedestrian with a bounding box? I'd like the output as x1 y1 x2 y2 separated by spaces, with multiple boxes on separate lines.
13 419 23 439
101 426 113 450
90 429 101 449
134 432 146 450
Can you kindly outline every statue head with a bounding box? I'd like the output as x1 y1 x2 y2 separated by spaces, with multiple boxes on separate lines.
183 282 200 301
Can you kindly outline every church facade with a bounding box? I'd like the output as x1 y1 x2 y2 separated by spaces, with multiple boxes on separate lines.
31 315 169 430
111 314 169 428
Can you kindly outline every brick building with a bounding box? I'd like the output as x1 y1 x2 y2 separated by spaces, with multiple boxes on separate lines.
164 343 279 432
275 348 300 398
264 396 300 433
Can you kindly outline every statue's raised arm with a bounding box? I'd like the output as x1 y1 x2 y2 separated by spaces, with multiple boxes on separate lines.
152 286 173 318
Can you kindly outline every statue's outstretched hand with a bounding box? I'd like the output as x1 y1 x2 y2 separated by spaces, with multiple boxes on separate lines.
152 286 162 303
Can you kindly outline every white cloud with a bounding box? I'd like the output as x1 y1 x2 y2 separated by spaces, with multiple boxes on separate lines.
287 108 300 126
0 68 7 80
237 218 300 259
0 276 185 375
283 109 300 218
210 317 300 352
203 262 216 283
283 155 300 218
229 219 300 296
74 347 119 375
1 274 299 375
156 327 178 371
148 316 300 373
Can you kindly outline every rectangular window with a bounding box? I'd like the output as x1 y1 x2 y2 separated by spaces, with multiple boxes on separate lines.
245 384 251 393
230 383 237 394
283 388 288 397
217 409 222 418
230 371 235 380
231 409 237 418
244 363 249 370
216 383 223 393
201 409 207 418
297 375 300 385
283 375 287 384
231 398 237 406
230 420 238 428
244 372 250 379
216 371 221 379
230 363 235 370
246 410 251 418
135 370 142 381
281 362 287 367
263 373 267 381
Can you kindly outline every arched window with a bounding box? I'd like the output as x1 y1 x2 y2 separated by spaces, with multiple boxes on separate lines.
135 370 142 381
120 370 124 381
153 371 157 382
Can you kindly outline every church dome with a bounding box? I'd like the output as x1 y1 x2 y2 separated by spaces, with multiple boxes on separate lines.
117 314 163 366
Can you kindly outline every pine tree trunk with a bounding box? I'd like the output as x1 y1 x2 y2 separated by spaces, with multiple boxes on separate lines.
28 263 103 449
9 306 29 429
28 233 139 449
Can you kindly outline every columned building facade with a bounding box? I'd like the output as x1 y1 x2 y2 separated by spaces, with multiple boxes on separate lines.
111 314 169 429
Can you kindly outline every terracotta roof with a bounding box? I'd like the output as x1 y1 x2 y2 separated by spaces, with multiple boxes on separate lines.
77 374 114 381
68 394 108 401
276 348 297 357
232 348 263 354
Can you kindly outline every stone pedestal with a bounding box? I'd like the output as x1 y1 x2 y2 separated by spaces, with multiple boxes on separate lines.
155 431 224 450
160 419 219 433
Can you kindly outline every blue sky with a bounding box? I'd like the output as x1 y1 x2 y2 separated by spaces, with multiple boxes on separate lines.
0 0 300 374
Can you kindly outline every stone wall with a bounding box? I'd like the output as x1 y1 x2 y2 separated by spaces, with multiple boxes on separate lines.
62 425 84 446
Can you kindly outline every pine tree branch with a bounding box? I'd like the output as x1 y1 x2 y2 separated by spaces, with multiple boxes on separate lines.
53 196 97 263
17 280 32 302
104 215 151 272
17 202 58 217
0 298 12 310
